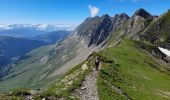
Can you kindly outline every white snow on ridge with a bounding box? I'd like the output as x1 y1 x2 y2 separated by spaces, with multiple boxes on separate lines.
158 47 170 57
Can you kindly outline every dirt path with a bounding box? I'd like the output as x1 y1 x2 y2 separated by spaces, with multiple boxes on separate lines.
73 65 99 100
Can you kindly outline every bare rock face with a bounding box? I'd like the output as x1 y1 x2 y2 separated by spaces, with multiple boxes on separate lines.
166 56 170 63
88 14 113 47
134 8 153 19
126 8 153 39
74 13 130 47
75 14 113 47
111 13 129 30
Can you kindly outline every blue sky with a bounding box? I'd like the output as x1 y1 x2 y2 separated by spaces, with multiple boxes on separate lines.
0 0 170 26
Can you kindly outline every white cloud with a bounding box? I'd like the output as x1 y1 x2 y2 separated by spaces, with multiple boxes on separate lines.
88 4 100 17
158 47 170 57
0 24 13 30
35 24 48 30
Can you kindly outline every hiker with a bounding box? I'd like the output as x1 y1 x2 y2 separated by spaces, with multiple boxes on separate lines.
95 57 100 71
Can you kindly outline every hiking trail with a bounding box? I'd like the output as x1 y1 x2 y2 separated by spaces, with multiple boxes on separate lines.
72 63 99 100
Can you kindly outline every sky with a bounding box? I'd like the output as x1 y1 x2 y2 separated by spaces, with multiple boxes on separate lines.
0 0 170 26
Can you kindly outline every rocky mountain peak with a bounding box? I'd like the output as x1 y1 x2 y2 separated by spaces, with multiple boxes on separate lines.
133 8 152 19
115 13 129 20
101 14 111 22
168 9 170 12
84 16 100 22
102 14 110 18
111 13 129 29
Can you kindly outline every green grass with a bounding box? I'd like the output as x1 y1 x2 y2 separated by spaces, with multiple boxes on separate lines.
0 88 31 100
97 63 127 100
97 39 170 100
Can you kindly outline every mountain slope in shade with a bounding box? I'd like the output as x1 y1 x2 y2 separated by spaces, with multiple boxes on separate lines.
0 36 47 79
0 36 46 66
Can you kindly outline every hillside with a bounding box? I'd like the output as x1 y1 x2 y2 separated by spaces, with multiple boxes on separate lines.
97 39 170 100
0 36 47 78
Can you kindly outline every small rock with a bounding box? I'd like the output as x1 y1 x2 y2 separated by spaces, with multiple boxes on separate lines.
30 90 37 95
81 87 86 90
25 96 33 100
42 98 46 100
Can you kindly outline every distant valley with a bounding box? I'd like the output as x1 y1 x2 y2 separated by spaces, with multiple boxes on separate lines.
0 25 71 79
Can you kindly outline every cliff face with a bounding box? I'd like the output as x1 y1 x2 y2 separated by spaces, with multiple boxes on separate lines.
74 13 129 47
126 8 153 39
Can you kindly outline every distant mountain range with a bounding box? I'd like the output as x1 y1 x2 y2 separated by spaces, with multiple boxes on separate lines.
0 24 74 38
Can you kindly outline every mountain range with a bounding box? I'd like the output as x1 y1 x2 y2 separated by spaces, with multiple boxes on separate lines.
0 24 74 38
0 8 170 99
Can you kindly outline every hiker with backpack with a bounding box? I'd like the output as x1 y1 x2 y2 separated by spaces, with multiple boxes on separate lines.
95 57 100 71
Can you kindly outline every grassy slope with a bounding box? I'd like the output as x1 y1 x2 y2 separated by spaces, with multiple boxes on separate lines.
98 39 170 100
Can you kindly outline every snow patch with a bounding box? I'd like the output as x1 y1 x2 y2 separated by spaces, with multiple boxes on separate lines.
158 47 170 57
